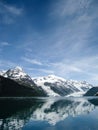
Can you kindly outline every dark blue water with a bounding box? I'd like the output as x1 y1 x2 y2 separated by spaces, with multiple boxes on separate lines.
0 97 98 130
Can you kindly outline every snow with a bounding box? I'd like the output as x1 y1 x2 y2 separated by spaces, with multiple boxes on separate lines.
3 66 27 80
66 91 85 97
34 77 59 96
33 75 93 97
33 75 66 84
14 66 23 71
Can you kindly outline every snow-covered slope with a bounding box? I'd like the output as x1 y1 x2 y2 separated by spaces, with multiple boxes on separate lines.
33 75 93 96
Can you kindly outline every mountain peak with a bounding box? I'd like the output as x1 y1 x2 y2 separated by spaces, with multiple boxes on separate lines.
47 74 59 78
14 66 23 71
2 66 27 80
47 74 66 81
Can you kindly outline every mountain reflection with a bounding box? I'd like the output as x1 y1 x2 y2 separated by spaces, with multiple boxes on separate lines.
0 97 96 129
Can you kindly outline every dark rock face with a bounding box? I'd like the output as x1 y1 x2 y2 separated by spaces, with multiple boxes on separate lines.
84 87 98 96
0 76 47 97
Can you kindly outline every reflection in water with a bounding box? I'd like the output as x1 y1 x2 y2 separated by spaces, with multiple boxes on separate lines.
0 97 97 130
32 98 95 125
0 98 45 130
88 98 98 106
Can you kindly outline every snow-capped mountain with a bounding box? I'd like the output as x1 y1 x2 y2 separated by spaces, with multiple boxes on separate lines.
3 66 30 80
33 75 93 96
0 67 47 97
0 66 35 87
0 67 93 97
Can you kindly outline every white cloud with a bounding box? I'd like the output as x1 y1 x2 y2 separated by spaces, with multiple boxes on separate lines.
52 0 92 17
16 0 97 61
0 60 17 69
25 48 33 52
0 48 2 53
90 74 98 81
27 68 54 74
0 1 23 24
0 42 10 46
22 57 43 65
50 62 83 76
47 55 98 84
45 0 98 61
4 4 23 15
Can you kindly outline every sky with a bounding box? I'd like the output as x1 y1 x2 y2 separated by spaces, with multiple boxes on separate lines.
0 0 98 85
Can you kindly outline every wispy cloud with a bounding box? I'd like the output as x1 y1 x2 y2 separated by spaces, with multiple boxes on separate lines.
89 74 98 82
51 62 82 74
3 4 23 15
22 57 43 66
0 42 10 46
47 55 98 84
52 0 92 17
48 0 97 58
0 1 23 24
27 67 54 74
0 60 17 70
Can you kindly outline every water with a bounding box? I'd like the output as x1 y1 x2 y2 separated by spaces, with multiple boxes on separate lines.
0 97 98 130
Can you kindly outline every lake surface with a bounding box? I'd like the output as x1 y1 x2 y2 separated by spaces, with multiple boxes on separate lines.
0 97 98 130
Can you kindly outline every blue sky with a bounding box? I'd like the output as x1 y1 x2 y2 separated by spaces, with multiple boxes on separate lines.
0 0 98 85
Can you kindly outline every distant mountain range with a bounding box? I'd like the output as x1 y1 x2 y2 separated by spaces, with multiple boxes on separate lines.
0 66 94 97
33 75 92 96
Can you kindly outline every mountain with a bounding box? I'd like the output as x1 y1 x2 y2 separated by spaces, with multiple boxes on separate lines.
1 66 35 87
2 66 27 79
0 76 46 97
33 75 93 96
84 87 98 96
0 67 93 97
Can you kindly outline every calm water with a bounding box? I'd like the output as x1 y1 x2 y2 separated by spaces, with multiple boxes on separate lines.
0 97 98 130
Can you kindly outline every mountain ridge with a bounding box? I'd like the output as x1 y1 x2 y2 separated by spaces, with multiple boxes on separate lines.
33 74 93 96
0 66 93 97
